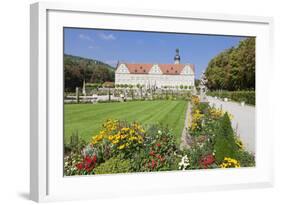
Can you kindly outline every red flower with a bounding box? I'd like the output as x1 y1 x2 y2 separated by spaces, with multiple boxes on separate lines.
151 159 157 169
149 151 155 156
156 143 161 147
92 155 97 163
76 163 83 170
85 156 92 167
76 155 98 173
156 154 162 159
200 154 215 168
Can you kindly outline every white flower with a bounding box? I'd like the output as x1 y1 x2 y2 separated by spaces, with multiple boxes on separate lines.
158 130 162 135
178 155 190 170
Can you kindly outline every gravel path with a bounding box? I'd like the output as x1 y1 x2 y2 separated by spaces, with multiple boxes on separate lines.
206 96 255 153
180 102 191 150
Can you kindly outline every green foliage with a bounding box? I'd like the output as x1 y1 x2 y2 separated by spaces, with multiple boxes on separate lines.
236 150 255 167
85 83 102 90
207 90 255 105
214 113 238 163
94 155 132 174
195 79 200 88
64 54 115 92
139 124 180 172
64 131 87 154
205 38 255 91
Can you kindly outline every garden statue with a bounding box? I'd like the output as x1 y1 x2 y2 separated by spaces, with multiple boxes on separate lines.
82 79 86 96
75 87 79 104
199 72 208 102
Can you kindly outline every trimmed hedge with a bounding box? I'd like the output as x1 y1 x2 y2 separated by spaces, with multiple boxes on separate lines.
94 155 132 174
207 90 255 105
214 113 238 163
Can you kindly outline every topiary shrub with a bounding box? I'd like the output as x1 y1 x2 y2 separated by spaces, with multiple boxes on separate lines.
214 113 238 163
94 155 132 174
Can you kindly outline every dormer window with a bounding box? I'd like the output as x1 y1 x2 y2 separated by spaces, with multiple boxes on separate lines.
140 66 143 69
144 70 146 72
135 69 137 72
171 67 173 70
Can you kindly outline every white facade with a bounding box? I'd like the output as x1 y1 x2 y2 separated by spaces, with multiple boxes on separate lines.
115 63 195 89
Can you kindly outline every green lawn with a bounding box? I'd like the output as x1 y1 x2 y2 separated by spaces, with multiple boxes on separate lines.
64 100 187 145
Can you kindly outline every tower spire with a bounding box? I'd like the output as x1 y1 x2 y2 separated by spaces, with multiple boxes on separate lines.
174 48 180 64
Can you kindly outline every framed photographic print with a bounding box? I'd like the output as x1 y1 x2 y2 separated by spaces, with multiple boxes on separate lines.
30 2 274 202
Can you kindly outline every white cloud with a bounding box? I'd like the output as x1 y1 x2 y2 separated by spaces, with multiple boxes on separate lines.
78 34 95 42
99 33 116 40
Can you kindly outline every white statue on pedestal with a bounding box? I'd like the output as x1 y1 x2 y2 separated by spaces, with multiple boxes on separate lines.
199 72 208 102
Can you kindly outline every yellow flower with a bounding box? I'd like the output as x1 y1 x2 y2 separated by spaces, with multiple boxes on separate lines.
121 127 130 132
220 157 240 168
235 138 243 149
191 95 200 105
118 144 125 150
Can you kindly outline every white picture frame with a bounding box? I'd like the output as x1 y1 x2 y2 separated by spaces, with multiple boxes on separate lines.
30 2 274 202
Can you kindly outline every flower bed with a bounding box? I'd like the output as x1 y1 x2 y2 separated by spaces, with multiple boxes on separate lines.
64 96 255 175
185 95 255 169
64 120 182 175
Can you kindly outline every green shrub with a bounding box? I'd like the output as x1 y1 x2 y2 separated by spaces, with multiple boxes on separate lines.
236 150 255 167
214 113 238 163
94 155 132 174
207 90 255 105
196 102 210 114
64 131 87 154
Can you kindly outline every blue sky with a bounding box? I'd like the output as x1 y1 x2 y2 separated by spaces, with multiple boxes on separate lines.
64 28 245 79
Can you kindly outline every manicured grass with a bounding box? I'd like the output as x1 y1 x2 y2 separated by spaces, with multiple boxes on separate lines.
64 100 187 145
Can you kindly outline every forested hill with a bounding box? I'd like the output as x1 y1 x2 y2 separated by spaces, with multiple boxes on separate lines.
205 37 255 91
64 54 115 92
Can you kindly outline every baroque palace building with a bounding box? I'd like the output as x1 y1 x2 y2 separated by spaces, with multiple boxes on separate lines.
115 49 195 89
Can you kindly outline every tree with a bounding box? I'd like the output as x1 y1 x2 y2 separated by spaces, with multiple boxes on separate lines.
205 38 255 91
64 54 115 92
128 84 134 99
137 84 144 99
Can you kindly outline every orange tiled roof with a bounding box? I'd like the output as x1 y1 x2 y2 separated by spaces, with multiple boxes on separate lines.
158 64 185 75
124 63 195 75
125 64 153 74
